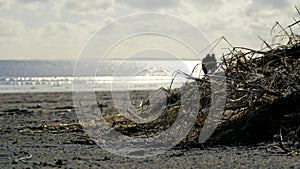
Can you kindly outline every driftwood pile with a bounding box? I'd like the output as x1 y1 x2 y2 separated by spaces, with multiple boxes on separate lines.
102 19 300 155
201 22 300 147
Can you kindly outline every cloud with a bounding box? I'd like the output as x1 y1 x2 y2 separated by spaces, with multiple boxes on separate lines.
23 20 104 59
0 0 10 9
244 0 298 34
258 0 289 9
121 0 180 10
14 0 52 6
65 0 113 15
2 0 62 18
0 0 5 7
0 18 25 38
0 0 298 60
169 0 300 50
0 17 104 59
14 0 50 10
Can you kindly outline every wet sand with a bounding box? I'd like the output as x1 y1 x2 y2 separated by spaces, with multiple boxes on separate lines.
0 92 299 168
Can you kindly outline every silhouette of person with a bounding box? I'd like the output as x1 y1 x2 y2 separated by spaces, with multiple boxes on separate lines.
202 53 217 74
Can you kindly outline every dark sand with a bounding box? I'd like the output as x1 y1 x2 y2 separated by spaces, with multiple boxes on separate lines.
0 92 299 168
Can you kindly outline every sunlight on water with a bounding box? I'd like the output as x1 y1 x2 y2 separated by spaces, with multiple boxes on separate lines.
0 60 201 93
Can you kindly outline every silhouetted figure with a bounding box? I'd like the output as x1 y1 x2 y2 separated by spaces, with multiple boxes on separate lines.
202 53 217 74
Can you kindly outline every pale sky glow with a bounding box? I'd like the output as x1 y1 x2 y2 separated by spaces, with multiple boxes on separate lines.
0 0 299 60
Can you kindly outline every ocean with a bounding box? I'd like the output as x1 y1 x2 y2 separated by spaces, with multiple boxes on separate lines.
0 60 201 93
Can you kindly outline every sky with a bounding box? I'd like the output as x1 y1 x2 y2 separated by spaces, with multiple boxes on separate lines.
0 0 299 60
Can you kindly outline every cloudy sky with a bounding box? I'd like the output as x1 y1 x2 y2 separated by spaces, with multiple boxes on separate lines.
0 0 299 60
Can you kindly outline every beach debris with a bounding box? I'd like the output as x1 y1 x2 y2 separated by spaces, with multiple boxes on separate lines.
54 105 75 110
19 123 83 134
12 154 32 164
55 159 63 166
99 16 300 151
3 108 34 116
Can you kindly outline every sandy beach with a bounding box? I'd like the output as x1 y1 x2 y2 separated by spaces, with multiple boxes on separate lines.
0 92 299 168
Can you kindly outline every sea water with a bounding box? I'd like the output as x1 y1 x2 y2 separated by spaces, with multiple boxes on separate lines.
0 60 201 93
